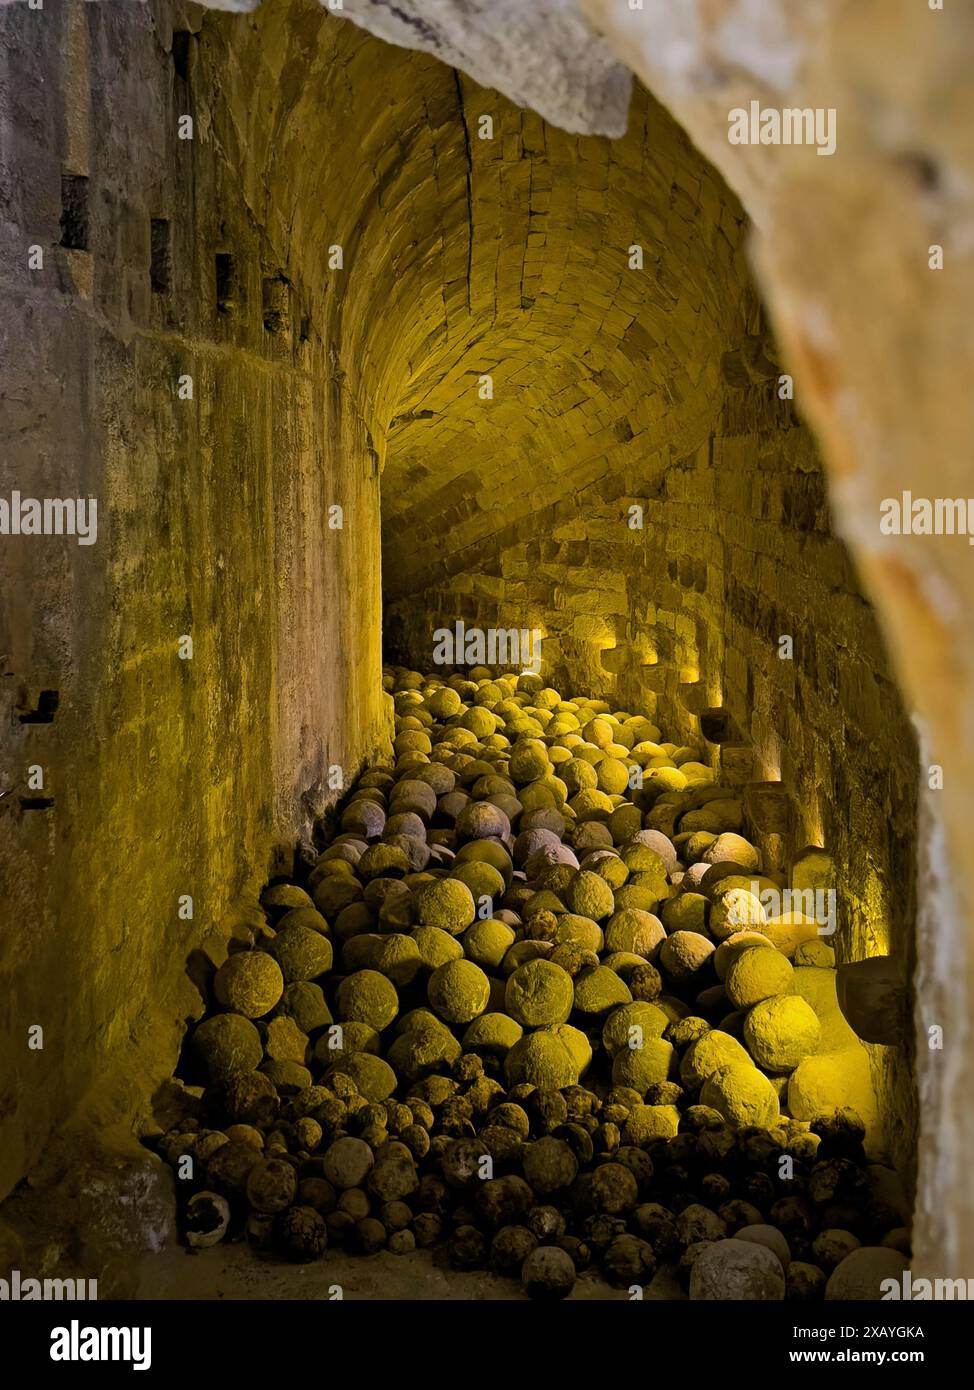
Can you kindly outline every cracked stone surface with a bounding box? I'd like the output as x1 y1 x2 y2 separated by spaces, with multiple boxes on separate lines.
337 0 632 136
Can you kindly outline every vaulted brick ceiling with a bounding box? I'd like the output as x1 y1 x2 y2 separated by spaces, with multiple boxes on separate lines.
198 6 751 615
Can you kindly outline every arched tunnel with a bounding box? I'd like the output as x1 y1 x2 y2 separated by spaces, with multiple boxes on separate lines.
1 0 971 1312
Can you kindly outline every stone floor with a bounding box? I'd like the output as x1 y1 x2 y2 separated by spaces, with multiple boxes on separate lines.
135 1241 633 1301
132 1239 653 1301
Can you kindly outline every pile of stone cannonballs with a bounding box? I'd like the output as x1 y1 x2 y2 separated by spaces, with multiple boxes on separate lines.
157 666 910 1300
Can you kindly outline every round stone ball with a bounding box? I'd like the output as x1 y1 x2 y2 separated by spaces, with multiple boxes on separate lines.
573 1162 639 1217
340 800 386 839
427 686 463 719
352 1217 388 1255
456 801 511 843
701 833 761 870
454 838 515 884
565 869 615 921
700 1062 780 1130
689 1238 785 1300
451 860 507 905
661 893 709 936
386 1023 462 1081
602 1002 670 1058
390 778 437 819
327 1052 397 1102
622 1104 680 1143
379 1200 412 1233
604 909 665 959
216 1070 279 1129
813 1229 861 1271
313 1021 380 1070
714 931 775 981
725 945 794 1009
548 1023 592 1077
709 888 767 942
825 1247 909 1300
573 965 632 1015
336 969 399 1030
262 882 316 918
214 951 284 1019
659 930 716 982
367 933 423 987
460 706 496 739
514 827 562 867
475 1175 535 1233
603 1234 656 1289
787 1262 828 1301
505 960 575 1027
428 959 491 1024
414 878 476 935
463 919 516 971
522 1245 576 1301
504 1032 578 1090
523 1137 579 1195
368 1152 420 1204
312 875 363 917
275 981 332 1035
462 1012 523 1057
628 963 664 1002
608 803 643 843
246 1157 297 1214
491 1225 538 1276
269 925 334 984
277 1205 328 1262
611 1038 677 1095
553 913 603 954
411 925 464 970
192 1013 263 1082
625 828 675 870
205 1141 261 1197
385 810 428 840
527 1206 567 1242
322 1136 374 1190
735 1224 791 1269
357 843 410 880
508 740 551 783
562 758 599 797
680 1029 752 1090
619 849 669 902
744 995 821 1072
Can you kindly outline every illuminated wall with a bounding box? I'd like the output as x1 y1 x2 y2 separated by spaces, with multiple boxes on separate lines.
0 0 917 1228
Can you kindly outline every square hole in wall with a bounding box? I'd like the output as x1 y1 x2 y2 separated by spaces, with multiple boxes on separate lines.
150 218 171 294
215 252 237 315
18 690 60 725
59 174 89 251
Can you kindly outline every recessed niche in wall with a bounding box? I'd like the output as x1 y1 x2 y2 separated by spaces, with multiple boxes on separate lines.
150 219 171 294
171 30 192 82
59 174 89 252
215 252 237 315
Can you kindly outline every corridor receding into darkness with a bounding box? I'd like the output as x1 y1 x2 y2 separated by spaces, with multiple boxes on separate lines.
0 0 929 1301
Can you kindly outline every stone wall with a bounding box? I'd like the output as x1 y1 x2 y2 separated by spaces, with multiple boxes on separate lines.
0 0 389 1203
